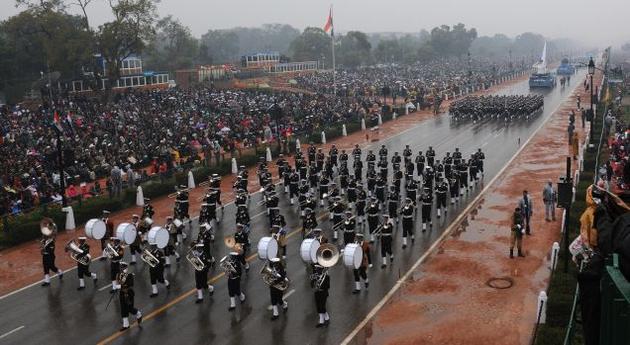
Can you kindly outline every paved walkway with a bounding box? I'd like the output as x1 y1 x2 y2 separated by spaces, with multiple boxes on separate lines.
349 74 600 345
0 75 527 297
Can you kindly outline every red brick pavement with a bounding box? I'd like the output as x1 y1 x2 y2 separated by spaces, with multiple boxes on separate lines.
353 72 600 345
0 74 528 297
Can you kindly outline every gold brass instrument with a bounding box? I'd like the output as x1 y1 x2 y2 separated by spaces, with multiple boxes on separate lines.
141 248 159 268
103 243 120 259
260 263 290 291
186 248 205 271
219 255 237 275
224 236 244 254
65 239 90 265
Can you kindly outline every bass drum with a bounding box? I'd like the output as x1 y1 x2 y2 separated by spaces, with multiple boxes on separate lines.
116 223 137 245
300 238 320 263
148 227 169 249
85 219 106 240
343 243 363 269
257 236 278 260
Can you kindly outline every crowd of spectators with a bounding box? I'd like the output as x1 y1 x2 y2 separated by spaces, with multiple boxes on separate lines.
294 57 532 107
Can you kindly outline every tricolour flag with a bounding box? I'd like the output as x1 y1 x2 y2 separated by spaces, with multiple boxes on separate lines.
53 110 64 133
323 7 333 35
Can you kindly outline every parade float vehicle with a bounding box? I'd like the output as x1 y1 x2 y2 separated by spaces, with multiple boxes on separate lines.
556 57 576 75
529 42 557 88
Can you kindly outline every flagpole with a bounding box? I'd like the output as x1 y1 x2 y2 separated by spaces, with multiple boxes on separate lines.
331 4 336 97
48 60 67 207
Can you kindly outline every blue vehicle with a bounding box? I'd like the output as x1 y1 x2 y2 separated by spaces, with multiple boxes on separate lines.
529 42 556 89
556 58 575 75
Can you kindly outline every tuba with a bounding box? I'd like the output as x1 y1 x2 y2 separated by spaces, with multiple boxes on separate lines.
65 239 90 265
141 248 159 268
310 244 339 289
260 262 290 291
186 247 205 271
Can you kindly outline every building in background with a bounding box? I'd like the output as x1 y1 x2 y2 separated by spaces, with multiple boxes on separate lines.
69 54 170 93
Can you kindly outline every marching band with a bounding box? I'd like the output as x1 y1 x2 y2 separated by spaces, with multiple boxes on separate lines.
38 142 486 330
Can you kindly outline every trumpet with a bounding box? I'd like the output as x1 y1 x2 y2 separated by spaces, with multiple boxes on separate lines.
186 248 205 271
103 243 120 259
65 239 90 265
141 248 159 268
168 187 192 199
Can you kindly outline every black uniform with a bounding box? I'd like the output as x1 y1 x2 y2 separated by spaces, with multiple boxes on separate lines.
342 217 357 245
149 247 167 285
41 238 59 275
421 191 433 228
401 204 415 239
118 272 140 320
226 255 244 298
426 148 436 167
77 242 94 279
313 268 330 314
366 202 380 240
415 153 426 178
380 220 394 259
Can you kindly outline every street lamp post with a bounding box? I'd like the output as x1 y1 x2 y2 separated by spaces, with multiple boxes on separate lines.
588 57 595 143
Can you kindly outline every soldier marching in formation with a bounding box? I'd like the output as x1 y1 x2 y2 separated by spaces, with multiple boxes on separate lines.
41 140 487 332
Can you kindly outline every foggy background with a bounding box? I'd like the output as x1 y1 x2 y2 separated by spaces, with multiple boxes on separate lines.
0 0 627 46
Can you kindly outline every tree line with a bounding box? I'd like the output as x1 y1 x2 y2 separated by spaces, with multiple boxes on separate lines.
0 0 576 103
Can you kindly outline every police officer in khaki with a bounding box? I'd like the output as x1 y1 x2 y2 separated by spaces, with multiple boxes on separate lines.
510 207 525 258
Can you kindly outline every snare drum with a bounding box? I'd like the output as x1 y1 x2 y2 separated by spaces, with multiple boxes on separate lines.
257 236 278 260
116 223 137 245
142 217 154 226
343 243 363 269
148 227 169 249
300 238 320 263
85 219 106 240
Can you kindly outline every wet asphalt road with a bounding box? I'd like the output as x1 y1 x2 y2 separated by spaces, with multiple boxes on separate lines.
0 72 584 345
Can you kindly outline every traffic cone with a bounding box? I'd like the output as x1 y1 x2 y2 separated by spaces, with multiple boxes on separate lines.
321 131 326 144
361 118 366 130
187 171 195 189
62 206 76 231
136 186 144 206
342 124 347 136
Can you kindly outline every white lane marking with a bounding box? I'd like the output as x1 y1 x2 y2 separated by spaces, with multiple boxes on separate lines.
0 326 25 340
266 289 296 310
98 284 113 292
339 80 579 345
481 141 489 148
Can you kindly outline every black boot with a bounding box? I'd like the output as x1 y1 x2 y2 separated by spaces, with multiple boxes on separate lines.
518 249 525 257
509 249 514 259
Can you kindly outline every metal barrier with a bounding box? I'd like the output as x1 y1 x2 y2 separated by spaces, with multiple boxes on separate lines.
599 254 630 345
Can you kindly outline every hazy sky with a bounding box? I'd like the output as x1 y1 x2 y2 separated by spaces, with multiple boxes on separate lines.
0 0 627 46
